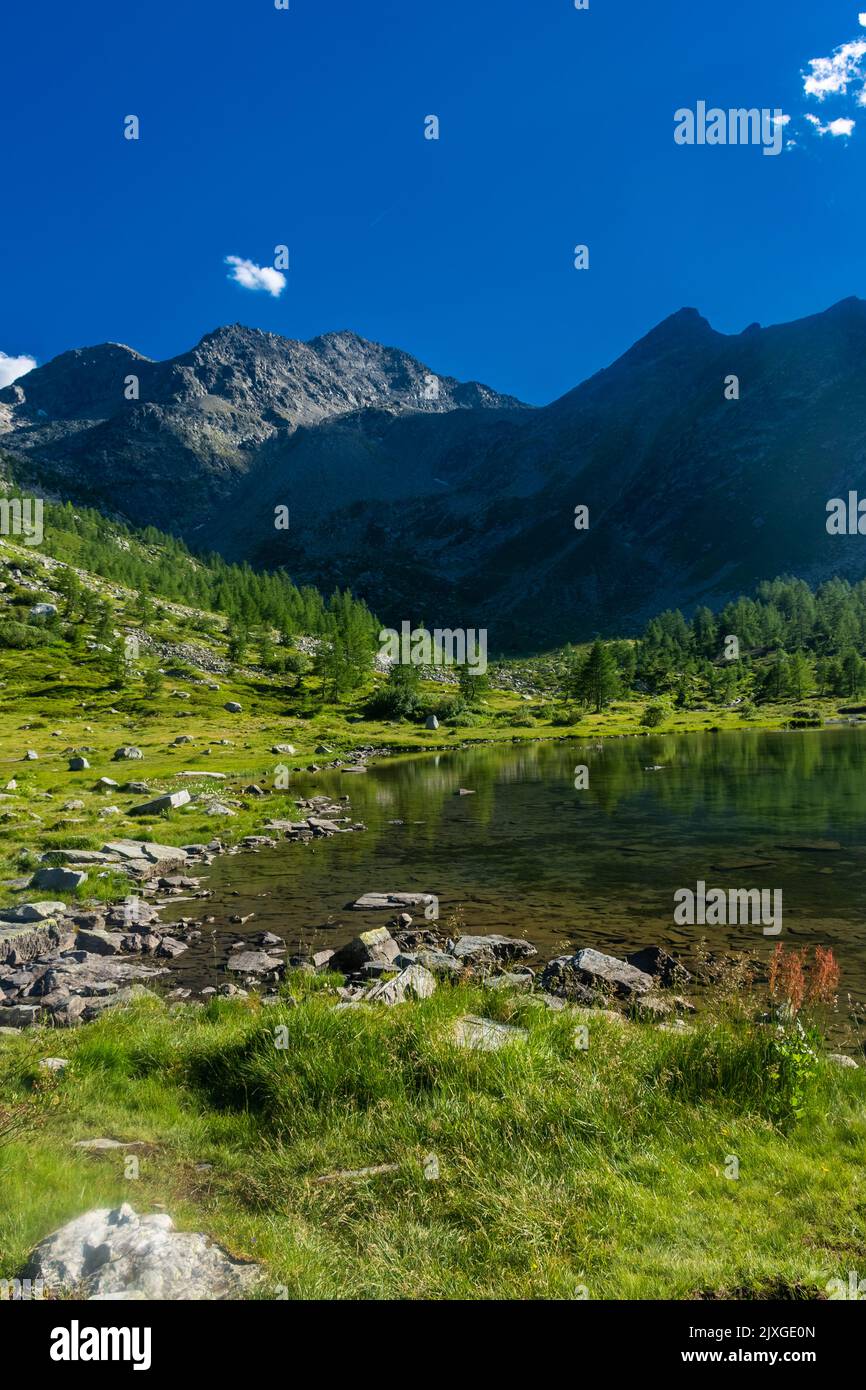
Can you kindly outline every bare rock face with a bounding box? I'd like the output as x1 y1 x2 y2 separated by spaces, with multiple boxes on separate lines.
23 1203 259 1300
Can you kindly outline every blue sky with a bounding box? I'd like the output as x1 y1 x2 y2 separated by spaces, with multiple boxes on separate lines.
2 0 866 403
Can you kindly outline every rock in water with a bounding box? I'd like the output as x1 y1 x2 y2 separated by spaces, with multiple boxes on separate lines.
23 1204 259 1300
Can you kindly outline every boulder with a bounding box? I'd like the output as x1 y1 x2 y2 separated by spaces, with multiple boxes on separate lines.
29 867 88 891
23 1203 259 1300
112 747 143 761
449 935 537 968
425 715 439 730
626 946 691 987
330 927 401 973
224 702 242 714
128 790 191 816
364 964 437 1005
551 948 654 999
271 744 296 755
67 757 90 771
75 929 121 957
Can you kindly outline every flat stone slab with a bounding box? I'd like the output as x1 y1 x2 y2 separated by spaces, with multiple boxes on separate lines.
23 1203 259 1300
129 790 191 816
102 841 189 863
29 867 88 891
0 901 67 924
225 951 283 975
351 892 438 911
452 1014 528 1051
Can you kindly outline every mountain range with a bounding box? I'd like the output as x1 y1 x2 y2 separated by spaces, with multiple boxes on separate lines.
3 299 866 652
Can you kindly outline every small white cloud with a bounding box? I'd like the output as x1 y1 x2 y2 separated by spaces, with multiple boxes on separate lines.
805 112 855 136
224 255 286 298
860 13 866 27
0 351 36 389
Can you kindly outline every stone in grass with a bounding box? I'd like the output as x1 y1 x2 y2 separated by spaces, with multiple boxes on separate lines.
113 747 143 761
827 1053 859 1069
452 1014 528 1051
128 790 191 816
425 715 439 730
364 964 437 1005
22 1202 259 1300
482 971 534 993
39 1057 70 1072
95 777 119 790
29 867 88 892
24 750 39 761
224 702 243 714
330 926 401 973
271 744 296 755
414 949 463 978
68 757 90 771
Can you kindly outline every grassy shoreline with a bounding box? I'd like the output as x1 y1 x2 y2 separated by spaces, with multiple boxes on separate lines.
1 976 863 1300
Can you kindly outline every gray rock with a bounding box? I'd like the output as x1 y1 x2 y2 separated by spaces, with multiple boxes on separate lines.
565 948 654 998
23 1203 259 1300
538 958 596 1004
482 971 534 993
415 949 463 977
75 929 121 957
364 964 437 1005
449 934 537 968
330 927 401 973
827 1053 859 1069
225 951 283 975
425 715 439 730
223 702 242 714
113 747 143 761
0 900 67 924
0 1003 42 1027
351 892 438 912
39 1057 70 1072
271 744 296 755
29 867 88 891
128 790 191 816
68 757 90 771
452 1014 528 1051
626 946 691 987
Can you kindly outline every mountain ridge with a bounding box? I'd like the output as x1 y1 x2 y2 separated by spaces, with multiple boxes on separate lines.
3 299 866 651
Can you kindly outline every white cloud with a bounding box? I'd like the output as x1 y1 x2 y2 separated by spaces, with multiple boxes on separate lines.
0 351 36 389
805 112 856 136
803 38 866 99
860 13 866 26
224 255 286 298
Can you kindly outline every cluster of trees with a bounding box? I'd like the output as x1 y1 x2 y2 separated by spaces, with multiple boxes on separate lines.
42 501 378 643
564 575 866 713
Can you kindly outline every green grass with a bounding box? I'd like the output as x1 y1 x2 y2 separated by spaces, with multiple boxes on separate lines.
1 984 864 1300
